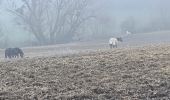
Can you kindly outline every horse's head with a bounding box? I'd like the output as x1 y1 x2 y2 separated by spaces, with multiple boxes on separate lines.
19 49 24 58
117 37 123 42
20 53 24 58
15 48 24 58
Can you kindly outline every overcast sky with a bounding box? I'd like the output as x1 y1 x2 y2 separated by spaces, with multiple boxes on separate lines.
0 0 170 44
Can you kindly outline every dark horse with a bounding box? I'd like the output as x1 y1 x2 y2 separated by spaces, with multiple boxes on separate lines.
5 48 24 58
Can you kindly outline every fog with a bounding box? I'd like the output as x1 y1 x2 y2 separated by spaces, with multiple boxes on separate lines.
0 0 170 48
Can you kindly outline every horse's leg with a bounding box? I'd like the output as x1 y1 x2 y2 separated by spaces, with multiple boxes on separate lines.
5 54 7 58
114 44 117 48
112 45 114 48
17 54 19 58
109 44 112 49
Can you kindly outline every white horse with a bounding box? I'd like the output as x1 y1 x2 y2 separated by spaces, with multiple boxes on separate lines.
109 37 122 48
126 31 131 35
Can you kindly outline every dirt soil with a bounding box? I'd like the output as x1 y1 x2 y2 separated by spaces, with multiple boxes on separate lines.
0 45 170 100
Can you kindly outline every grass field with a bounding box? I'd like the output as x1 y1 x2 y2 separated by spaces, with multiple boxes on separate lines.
0 44 170 99
0 31 170 99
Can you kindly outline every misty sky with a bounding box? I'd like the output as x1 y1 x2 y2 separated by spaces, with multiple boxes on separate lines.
0 0 170 45
95 0 168 19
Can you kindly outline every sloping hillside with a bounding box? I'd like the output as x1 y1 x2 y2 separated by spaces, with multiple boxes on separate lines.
0 45 170 100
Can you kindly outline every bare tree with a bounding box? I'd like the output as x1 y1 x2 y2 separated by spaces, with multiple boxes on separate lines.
8 0 93 45
90 16 115 38
146 1 170 32
0 0 4 36
155 1 170 31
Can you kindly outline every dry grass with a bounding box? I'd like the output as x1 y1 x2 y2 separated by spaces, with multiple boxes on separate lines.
0 45 170 100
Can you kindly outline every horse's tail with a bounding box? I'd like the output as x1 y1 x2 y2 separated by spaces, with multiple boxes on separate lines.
5 48 12 58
